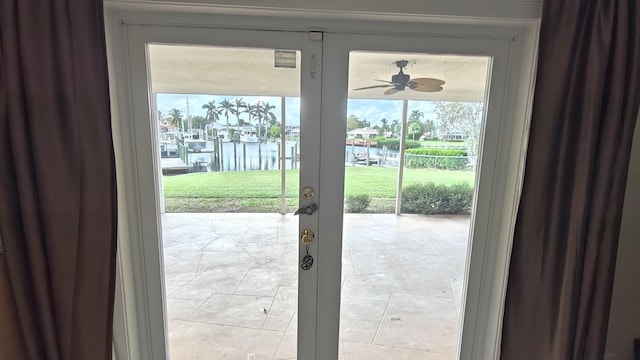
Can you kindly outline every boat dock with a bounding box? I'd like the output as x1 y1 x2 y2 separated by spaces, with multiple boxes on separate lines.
161 158 189 175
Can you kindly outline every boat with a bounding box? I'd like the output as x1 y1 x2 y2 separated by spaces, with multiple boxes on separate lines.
159 131 179 158
180 132 207 152
217 130 233 143
240 128 259 143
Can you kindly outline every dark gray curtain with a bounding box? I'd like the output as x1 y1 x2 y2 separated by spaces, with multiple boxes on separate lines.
502 1 640 359
0 0 117 359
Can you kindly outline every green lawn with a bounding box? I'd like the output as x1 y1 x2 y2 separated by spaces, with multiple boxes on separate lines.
162 167 475 212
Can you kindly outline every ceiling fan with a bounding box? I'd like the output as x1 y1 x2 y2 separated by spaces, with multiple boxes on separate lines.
353 60 445 95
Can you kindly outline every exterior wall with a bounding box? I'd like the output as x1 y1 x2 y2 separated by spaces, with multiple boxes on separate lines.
606 114 640 359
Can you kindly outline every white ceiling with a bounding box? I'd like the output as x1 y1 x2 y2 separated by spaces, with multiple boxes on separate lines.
148 44 490 101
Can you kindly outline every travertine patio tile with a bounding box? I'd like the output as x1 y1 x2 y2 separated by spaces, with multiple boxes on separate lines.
162 213 469 360
264 286 297 331
245 244 298 268
340 293 390 323
342 272 405 297
191 294 274 329
340 318 379 344
200 236 245 252
373 293 458 352
168 320 283 360
349 250 395 275
235 267 297 297
163 242 208 260
196 250 260 274
166 298 204 321
164 259 198 296
170 268 248 300
339 341 451 360
449 279 464 320
385 243 442 262
392 262 454 298
273 314 297 359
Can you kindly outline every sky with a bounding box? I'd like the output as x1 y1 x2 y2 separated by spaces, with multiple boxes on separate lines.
156 93 437 127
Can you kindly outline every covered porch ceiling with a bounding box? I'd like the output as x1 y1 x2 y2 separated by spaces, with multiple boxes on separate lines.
148 44 490 102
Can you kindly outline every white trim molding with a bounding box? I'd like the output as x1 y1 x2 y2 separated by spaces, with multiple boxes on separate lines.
106 5 539 360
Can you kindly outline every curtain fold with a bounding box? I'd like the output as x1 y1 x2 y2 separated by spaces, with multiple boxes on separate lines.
501 0 640 359
0 0 117 359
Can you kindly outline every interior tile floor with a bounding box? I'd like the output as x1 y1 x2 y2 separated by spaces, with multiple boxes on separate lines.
162 213 470 360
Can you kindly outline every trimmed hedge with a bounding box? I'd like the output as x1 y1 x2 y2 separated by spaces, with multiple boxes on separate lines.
345 194 371 213
405 148 467 156
376 138 421 150
404 148 469 170
401 182 473 215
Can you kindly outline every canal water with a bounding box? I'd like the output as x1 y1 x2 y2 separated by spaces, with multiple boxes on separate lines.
184 141 399 172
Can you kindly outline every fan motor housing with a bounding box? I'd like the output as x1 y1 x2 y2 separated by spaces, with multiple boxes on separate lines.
391 72 410 90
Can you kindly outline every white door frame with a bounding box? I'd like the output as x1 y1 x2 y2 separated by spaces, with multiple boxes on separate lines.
322 32 515 360
106 8 539 360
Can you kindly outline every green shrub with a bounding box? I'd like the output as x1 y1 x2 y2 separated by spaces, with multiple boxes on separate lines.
404 148 469 170
375 138 421 150
346 194 371 213
401 182 473 215
405 148 468 156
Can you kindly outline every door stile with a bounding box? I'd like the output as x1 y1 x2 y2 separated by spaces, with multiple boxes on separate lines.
297 31 324 360
314 33 350 360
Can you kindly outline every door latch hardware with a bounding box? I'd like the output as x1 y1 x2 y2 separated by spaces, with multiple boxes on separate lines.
302 187 315 200
301 254 314 270
294 203 318 216
301 229 315 245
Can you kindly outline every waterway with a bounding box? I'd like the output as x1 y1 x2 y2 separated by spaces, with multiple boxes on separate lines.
180 141 399 172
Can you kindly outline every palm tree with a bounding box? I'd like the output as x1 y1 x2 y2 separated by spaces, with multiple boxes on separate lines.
233 98 247 131
167 108 184 131
218 99 235 133
202 101 220 137
249 103 263 138
391 119 400 137
202 101 220 123
408 122 422 140
259 101 276 140
409 109 424 122
380 118 389 133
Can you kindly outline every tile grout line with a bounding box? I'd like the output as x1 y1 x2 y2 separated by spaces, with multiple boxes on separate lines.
371 293 393 345
262 285 281 329
271 311 296 360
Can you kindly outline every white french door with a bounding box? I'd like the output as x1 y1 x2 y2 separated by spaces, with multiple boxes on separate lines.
115 21 517 360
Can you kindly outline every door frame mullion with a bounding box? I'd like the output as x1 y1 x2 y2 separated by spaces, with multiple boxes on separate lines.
297 32 323 360
314 33 350 359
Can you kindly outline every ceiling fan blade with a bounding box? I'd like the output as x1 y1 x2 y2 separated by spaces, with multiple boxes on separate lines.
374 79 402 85
384 88 399 95
408 78 445 87
410 84 444 92
353 84 394 91
408 78 446 92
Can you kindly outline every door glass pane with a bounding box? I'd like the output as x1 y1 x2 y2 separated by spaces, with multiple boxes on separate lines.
148 44 300 359
340 51 490 359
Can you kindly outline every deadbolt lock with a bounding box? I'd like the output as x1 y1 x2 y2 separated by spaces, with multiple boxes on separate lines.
302 187 315 200
301 229 315 245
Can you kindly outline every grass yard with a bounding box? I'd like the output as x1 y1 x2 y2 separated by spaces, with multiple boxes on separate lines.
162 167 475 212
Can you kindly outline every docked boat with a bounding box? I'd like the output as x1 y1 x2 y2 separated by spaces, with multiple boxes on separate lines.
217 130 233 143
240 128 259 143
180 132 207 152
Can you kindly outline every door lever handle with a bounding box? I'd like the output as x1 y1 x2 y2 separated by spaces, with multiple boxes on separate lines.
294 203 318 215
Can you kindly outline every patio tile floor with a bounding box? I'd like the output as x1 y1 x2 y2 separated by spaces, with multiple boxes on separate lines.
162 213 469 360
